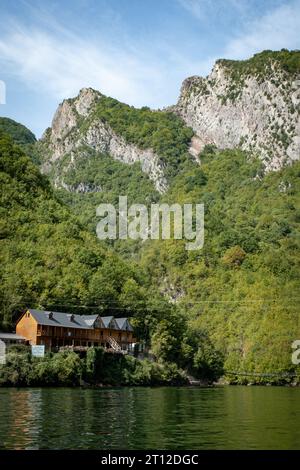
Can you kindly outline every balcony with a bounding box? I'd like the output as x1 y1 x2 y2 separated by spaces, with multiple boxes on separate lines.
37 328 47 336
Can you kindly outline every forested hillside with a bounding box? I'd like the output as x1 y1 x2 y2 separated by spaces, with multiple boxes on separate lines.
0 131 166 334
0 130 215 381
1 49 300 384
140 146 300 382
0 117 36 145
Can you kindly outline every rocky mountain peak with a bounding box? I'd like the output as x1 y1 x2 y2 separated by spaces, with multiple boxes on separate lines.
50 87 101 141
40 89 168 193
40 50 300 195
75 87 102 116
174 50 300 171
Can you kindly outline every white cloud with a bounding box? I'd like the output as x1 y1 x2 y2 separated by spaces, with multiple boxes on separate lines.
177 0 252 21
0 19 170 109
0 0 299 123
223 1 300 59
178 0 300 61
177 0 211 20
177 0 300 82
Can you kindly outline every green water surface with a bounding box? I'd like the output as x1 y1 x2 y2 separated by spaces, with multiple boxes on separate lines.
0 386 299 449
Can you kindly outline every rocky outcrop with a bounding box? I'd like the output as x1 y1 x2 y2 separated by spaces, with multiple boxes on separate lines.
55 179 102 193
40 52 300 192
83 121 167 193
41 88 167 193
174 57 300 170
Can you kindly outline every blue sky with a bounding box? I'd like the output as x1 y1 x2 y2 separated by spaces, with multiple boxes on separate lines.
0 0 299 137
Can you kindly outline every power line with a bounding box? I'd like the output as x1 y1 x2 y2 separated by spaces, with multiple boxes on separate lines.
225 370 299 378
3 296 300 305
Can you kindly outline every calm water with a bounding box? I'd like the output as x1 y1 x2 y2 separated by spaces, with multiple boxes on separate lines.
0 386 299 449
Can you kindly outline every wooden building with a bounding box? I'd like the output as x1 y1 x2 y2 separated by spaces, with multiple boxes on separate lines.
16 309 135 352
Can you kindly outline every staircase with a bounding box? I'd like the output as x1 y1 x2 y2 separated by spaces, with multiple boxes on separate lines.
105 336 123 353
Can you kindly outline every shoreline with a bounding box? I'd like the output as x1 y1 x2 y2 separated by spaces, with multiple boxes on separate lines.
0 381 299 389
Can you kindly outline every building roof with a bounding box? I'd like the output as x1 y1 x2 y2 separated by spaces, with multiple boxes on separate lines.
115 318 134 332
28 309 90 329
101 316 115 328
80 315 99 327
0 332 26 340
25 310 132 331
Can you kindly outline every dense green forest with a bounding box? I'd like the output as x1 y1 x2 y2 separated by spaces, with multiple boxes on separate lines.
53 146 159 233
0 117 41 165
1 72 300 384
0 117 36 145
140 146 300 383
0 129 221 383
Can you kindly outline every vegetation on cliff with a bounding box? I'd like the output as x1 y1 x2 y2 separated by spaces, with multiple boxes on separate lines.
217 49 300 78
140 146 300 383
1 47 300 388
54 146 159 231
0 130 221 382
83 96 194 180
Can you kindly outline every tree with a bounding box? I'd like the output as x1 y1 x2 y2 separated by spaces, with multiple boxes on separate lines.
222 245 246 267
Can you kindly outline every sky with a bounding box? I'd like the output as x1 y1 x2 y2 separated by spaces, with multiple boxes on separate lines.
0 0 299 137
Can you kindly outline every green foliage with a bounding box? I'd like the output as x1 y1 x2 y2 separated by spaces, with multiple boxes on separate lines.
218 49 300 78
0 131 160 329
222 246 247 267
150 313 185 364
83 96 194 180
0 350 33 386
0 118 36 145
0 348 188 387
0 350 83 386
181 329 224 381
140 148 300 383
84 347 187 386
0 118 40 165
215 49 300 103
54 147 159 232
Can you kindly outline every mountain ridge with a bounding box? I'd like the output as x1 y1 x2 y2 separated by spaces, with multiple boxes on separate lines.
1 49 300 384
37 50 300 197
173 49 300 171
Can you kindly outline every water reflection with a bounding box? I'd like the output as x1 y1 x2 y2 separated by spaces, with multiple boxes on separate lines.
0 386 299 449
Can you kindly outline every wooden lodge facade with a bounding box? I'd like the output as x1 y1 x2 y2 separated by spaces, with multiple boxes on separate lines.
16 309 135 352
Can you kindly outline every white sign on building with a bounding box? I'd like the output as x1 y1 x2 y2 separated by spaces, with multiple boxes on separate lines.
0 339 6 364
31 345 45 357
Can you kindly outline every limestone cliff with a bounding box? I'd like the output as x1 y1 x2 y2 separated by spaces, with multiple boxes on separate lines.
173 50 300 171
41 88 167 193
40 51 300 193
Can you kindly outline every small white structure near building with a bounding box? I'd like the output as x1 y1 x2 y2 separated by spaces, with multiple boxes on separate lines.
0 339 6 365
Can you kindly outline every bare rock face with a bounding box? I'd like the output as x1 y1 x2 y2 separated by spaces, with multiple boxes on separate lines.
40 52 300 195
84 121 167 193
41 88 167 193
174 58 300 171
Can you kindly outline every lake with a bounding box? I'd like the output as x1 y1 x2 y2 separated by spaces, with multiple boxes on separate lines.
0 386 299 449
